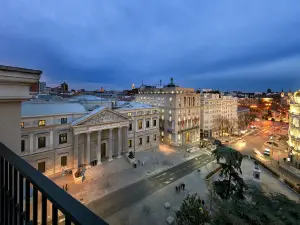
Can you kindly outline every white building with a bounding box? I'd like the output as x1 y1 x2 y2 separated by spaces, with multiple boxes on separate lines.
200 92 238 138
135 79 200 146
39 82 46 93
20 100 159 176
288 91 300 169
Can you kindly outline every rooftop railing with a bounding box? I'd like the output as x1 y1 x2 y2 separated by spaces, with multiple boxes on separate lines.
0 142 108 225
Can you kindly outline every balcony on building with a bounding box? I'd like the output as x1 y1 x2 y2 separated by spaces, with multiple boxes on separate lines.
0 65 108 225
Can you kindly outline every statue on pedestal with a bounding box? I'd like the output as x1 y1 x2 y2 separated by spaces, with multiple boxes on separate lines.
253 160 261 181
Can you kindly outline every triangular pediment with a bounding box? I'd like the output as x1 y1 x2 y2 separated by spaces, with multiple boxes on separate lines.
71 107 128 126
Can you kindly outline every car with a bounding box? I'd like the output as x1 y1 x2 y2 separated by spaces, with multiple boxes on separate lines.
264 148 271 156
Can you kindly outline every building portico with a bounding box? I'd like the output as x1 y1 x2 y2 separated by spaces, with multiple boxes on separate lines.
71 107 129 167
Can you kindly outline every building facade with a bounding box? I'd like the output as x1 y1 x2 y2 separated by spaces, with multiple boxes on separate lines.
135 81 200 146
288 91 300 169
20 101 159 176
200 92 238 138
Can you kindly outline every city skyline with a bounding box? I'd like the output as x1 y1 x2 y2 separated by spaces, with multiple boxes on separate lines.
1 1 300 91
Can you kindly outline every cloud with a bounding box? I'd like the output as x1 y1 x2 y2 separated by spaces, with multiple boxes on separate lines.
0 0 300 91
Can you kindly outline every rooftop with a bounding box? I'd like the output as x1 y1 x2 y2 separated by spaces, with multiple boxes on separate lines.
0 64 42 74
21 101 87 117
116 102 154 110
70 95 106 101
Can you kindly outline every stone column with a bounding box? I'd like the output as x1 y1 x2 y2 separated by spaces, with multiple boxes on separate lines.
49 130 53 149
118 127 122 158
108 128 113 161
86 132 91 165
73 134 79 169
124 126 128 153
29 133 34 153
97 130 102 165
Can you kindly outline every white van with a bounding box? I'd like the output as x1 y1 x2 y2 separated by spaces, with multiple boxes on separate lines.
264 148 271 156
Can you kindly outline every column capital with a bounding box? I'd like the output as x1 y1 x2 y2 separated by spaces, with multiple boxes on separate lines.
98 130 102 133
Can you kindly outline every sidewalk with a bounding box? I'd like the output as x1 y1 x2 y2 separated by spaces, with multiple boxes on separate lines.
51 144 212 204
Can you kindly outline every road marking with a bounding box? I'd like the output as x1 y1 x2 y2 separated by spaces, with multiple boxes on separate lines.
170 173 174 175
159 177 164 181
156 175 162 178
176 170 180 172
162 173 167 176
169 177 175 181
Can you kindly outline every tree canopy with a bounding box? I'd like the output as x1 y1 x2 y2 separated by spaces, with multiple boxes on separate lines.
212 185 300 225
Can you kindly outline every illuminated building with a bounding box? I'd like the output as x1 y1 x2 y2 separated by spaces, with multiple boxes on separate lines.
288 90 300 169
136 78 200 146
20 100 159 176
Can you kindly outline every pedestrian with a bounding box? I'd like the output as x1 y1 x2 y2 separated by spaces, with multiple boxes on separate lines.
175 186 178 192
201 200 205 207
142 161 144 166
183 183 185 190
62 185 65 191
65 184 68 192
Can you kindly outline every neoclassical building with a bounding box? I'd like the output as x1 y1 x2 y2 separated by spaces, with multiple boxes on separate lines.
288 91 300 169
135 79 200 146
20 100 159 176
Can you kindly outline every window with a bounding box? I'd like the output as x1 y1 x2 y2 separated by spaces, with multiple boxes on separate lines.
138 120 143 129
38 161 46 173
59 133 68 144
61 118 68 124
154 134 157 141
147 136 150 143
153 120 157 127
139 138 143 145
161 131 164 136
128 140 132 148
38 120 46 126
21 122 24 128
38 137 46 148
129 123 132 131
21 140 25 152
128 112 132 116
61 156 67 167
146 120 150 128
184 97 186 106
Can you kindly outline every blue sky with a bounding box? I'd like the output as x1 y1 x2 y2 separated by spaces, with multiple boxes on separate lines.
1 1 300 91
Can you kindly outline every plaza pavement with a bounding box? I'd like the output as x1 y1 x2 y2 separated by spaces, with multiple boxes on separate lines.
105 158 299 225
52 143 212 204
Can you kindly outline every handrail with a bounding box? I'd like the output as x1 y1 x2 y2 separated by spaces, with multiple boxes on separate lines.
0 142 108 225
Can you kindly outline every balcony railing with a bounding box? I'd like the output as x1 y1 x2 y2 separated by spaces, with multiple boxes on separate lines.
0 142 108 225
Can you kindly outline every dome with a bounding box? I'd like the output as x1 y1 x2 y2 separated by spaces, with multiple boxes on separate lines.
294 91 300 104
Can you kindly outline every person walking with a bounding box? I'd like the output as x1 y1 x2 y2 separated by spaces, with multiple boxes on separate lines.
182 183 185 190
62 185 65 191
65 184 68 192
175 186 178 192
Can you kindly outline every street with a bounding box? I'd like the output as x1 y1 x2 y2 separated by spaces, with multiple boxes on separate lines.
229 120 288 160
87 153 213 219
227 121 300 185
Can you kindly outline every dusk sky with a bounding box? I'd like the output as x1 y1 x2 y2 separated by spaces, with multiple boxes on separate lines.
1 1 300 91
